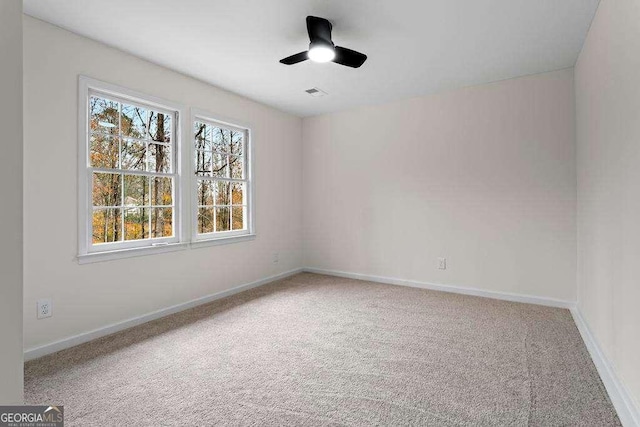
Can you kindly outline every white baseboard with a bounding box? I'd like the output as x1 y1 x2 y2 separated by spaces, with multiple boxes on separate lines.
304 267 576 309
571 308 640 427
24 268 303 361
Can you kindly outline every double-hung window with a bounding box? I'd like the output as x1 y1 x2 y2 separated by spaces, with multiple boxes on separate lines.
78 78 182 259
193 115 253 241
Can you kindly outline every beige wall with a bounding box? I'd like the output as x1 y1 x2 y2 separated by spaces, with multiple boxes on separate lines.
0 0 24 404
575 0 640 410
22 16 303 350
303 69 577 302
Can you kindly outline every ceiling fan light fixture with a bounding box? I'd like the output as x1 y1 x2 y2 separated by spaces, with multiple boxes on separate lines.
308 44 335 63
279 16 367 68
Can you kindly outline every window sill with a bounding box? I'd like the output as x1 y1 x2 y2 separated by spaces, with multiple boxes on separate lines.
77 242 189 264
77 235 256 264
190 233 256 249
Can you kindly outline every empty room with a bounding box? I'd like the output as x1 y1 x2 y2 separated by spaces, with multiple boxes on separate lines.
1 0 639 425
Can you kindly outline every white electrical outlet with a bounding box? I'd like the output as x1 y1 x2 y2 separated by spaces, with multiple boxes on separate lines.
437 257 447 270
273 253 279 264
37 299 52 319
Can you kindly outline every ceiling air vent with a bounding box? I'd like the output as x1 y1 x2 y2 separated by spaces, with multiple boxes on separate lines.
305 87 327 97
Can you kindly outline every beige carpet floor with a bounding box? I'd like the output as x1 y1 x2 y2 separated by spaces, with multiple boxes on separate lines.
25 273 620 426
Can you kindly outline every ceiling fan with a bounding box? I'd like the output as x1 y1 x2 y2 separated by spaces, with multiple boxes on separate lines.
280 16 367 68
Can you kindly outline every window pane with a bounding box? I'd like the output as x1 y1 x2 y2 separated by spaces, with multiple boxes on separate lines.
152 177 172 206
90 96 118 135
231 182 245 205
215 207 230 232
124 208 149 240
214 181 230 205
230 155 243 179
195 150 212 176
196 180 213 206
191 120 250 238
149 111 172 142
230 130 244 156
194 122 211 151
232 206 244 230
92 208 122 243
124 174 149 207
211 127 227 153
148 143 171 173
121 104 147 138
198 207 214 234
151 207 173 238
90 135 119 169
93 172 122 207
212 153 228 178
121 138 146 171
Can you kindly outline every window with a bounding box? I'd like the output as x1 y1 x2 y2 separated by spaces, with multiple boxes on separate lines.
192 115 253 241
78 78 254 263
78 77 184 260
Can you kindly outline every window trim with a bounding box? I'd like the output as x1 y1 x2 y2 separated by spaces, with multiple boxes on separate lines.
190 108 256 245
77 76 188 262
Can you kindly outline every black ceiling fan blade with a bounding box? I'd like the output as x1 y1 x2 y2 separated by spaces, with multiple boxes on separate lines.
333 46 367 68
280 51 309 65
307 16 333 45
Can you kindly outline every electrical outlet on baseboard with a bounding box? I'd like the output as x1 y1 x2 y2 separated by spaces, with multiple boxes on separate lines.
437 257 447 270
37 298 52 319
273 252 279 264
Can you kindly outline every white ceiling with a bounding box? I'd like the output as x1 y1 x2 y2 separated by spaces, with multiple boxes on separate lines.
24 0 599 117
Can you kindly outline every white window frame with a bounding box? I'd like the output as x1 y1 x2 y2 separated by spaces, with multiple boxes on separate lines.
190 109 255 247
77 76 188 263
